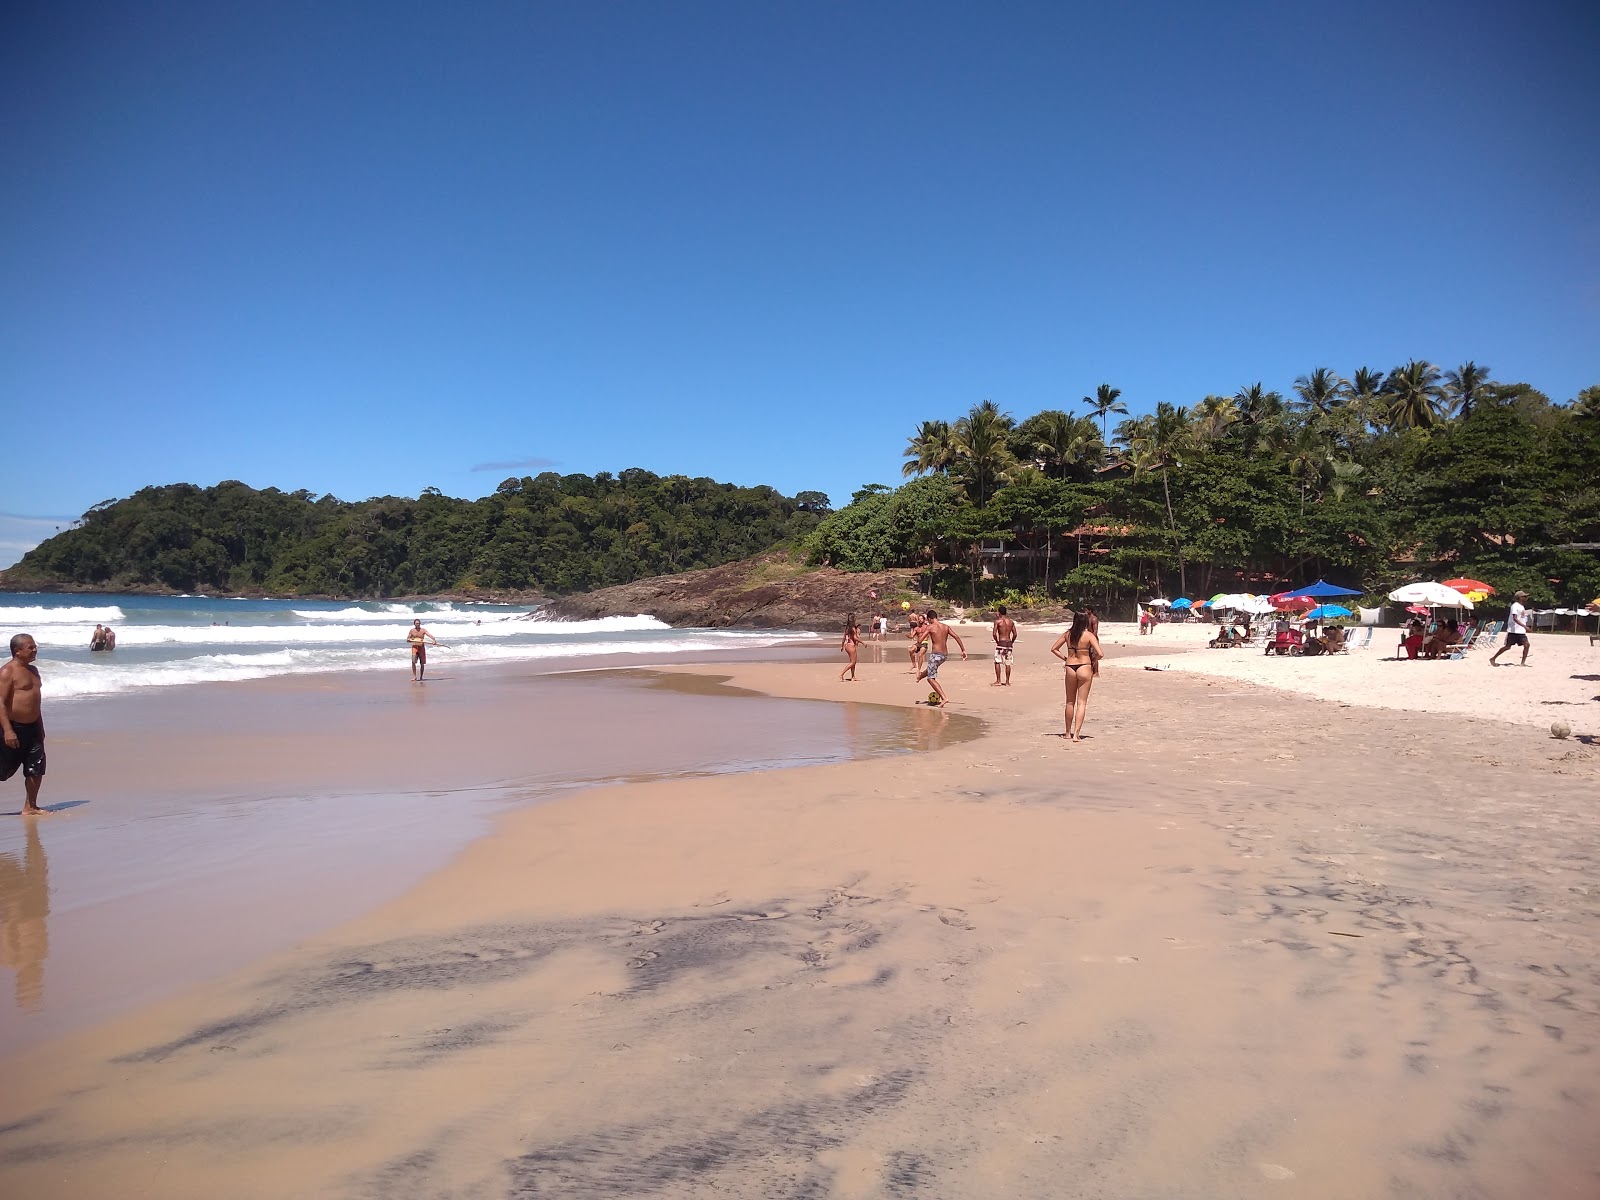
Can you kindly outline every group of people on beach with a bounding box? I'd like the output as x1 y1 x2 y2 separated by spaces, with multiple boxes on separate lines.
839 605 1104 742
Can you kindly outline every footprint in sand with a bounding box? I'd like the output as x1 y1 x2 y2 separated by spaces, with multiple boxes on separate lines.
1258 1163 1295 1180
627 950 660 968
733 910 790 922
920 905 975 930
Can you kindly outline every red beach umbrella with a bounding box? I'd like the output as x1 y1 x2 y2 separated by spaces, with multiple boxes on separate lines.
1272 594 1315 611
1442 578 1493 594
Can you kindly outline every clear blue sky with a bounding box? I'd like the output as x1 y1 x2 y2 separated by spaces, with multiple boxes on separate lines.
2 1 1597 565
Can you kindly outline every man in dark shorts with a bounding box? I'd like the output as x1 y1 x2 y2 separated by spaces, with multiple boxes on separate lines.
1488 590 1532 667
406 619 439 681
1 634 47 816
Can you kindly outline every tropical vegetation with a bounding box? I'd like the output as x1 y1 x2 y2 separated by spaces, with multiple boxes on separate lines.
6 471 828 596
806 367 1600 608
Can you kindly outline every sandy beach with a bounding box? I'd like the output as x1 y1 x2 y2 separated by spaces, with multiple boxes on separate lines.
1 621 1598 1198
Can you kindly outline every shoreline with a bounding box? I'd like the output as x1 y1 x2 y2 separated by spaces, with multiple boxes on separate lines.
2 623 1598 1196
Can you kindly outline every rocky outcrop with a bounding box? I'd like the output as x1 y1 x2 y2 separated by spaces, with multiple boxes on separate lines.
539 551 922 630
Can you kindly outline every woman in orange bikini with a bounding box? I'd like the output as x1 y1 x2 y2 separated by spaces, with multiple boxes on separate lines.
1050 610 1102 742
839 613 861 681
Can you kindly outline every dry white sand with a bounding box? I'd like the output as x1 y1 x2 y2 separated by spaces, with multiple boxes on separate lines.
1 624 1597 1198
1100 619 1600 733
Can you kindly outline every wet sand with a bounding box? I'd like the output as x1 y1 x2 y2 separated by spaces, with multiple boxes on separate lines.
0 650 973 1053
1 626 1598 1198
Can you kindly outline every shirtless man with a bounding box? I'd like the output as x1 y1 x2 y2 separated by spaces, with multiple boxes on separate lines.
1 635 46 815
906 612 929 676
406 619 439 680
991 605 1018 686
915 608 967 706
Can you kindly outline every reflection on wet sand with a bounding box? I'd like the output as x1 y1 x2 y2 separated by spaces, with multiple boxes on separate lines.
0 822 48 1012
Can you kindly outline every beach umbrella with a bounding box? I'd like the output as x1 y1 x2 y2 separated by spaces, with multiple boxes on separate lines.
1147 598 1171 608
1210 592 1255 610
1442 578 1494 595
1241 595 1278 615
1464 590 1489 603
1278 579 1362 599
1388 581 1473 609
1170 598 1192 609
1405 605 1430 616
1305 604 1352 621
1273 594 1316 611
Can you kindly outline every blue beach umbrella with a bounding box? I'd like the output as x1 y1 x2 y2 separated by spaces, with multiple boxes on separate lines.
1283 579 1362 599
1305 604 1352 621
1170 598 1192 609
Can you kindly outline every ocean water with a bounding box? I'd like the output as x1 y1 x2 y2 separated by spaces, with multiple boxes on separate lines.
0 592 817 700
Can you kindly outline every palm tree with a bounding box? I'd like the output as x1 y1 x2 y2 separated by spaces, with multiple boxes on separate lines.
1443 361 1492 418
1343 366 1387 432
1383 360 1445 430
1120 401 1191 593
1293 367 1345 414
1327 460 1366 502
952 400 1015 507
1192 394 1239 442
1084 384 1127 445
901 420 957 478
1030 410 1101 479
1286 425 1329 514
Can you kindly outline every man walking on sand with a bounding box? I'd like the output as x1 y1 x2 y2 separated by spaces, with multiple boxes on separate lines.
406 619 439 681
991 605 1018 687
1 634 47 816
1489 591 1533 667
915 609 967 706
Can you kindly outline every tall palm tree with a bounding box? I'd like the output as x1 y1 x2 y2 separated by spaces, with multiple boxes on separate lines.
1343 366 1386 431
1383 360 1445 431
1443 361 1492 418
1084 384 1127 445
1286 425 1329 514
1031 410 1102 479
952 400 1015 507
1192 394 1239 442
1120 401 1191 593
901 419 957 478
1293 367 1345 414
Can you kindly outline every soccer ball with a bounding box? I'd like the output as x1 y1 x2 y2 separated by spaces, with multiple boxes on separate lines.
1550 721 1571 740
902 601 912 610
928 691 942 705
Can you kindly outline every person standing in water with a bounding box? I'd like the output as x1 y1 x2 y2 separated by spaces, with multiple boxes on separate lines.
1051 611 1102 743
915 609 967 707
991 605 1018 687
839 613 861 681
406 619 439 681
1 634 47 815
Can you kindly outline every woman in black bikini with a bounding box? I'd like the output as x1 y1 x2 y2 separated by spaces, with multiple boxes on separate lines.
839 613 861 681
1050 611 1102 742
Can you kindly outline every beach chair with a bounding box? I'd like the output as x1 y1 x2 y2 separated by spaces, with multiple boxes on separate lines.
1449 620 1500 660
1343 627 1372 652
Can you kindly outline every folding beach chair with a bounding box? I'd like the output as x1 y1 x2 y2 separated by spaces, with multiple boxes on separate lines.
1450 620 1500 660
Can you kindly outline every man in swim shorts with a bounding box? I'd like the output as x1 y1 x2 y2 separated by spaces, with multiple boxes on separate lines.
915 608 967 707
406 619 439 680
991 604 1018 687
1 634 47 816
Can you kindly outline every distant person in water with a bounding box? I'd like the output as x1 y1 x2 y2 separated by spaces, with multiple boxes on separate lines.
1051 611 1102 743
90 625 106 651
839 613 861 681
406 619 438 680
1 634 47 815
101 627 115 651
991 605 1018 687
915 609 967 707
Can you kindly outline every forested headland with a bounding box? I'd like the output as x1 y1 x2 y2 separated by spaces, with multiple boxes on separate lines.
2 471 828 598
806 365 1600 609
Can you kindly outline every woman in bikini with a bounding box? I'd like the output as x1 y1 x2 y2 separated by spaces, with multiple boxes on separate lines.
1050 610 1102 742
839 613 861 681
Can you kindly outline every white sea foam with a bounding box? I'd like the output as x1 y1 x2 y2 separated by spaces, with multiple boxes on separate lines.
40 630 814 699
0 605 127 625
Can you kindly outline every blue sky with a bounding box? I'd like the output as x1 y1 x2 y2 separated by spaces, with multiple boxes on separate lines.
2 0 1597 565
